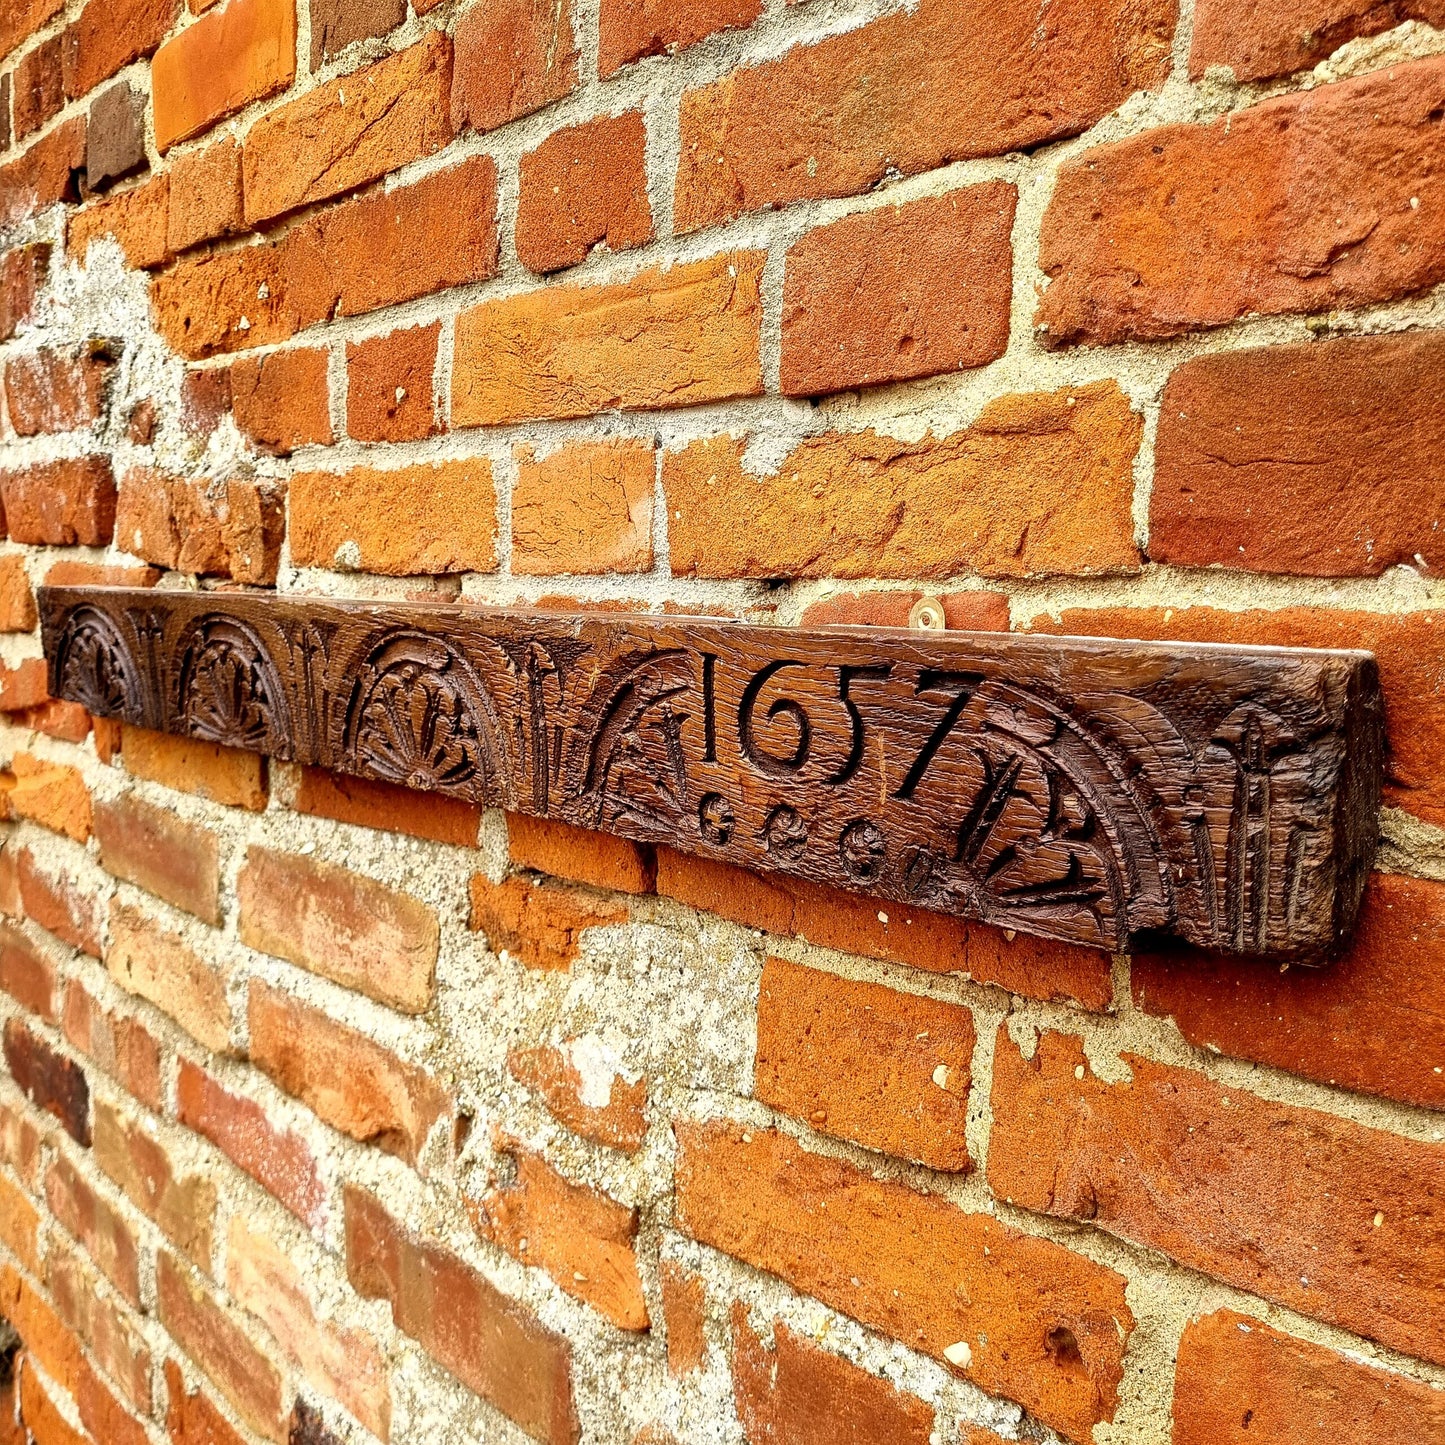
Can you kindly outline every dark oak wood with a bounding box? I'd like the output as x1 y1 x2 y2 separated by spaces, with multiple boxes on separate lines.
38 587 1383 961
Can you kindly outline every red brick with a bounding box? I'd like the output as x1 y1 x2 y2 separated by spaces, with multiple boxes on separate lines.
114 467 285 585
67 174 171 270
1172 1308 1445 1442
799 588 1010 630
732 1305 934 1445
450 0 577 135
675 1122 1133 1442
167 139 244 253
46 1241 151 1412
0 555 38 632
0 0 63 62
0 921 56 1021
43 559 158 593
93 1098 216 1270
14 36 64 141
675 0 1172 232
153 154 498 359
165 1359 249 1445
516 112 652 274
0 1095 41 1181
106 900 233 1053
1038 57 1445 347
656 848 1114 1009
242 31 454 225
782 184 1015 397
120 725 268 810
63 0 179 98
0 456 115 545
9 754 92 843
0 1170 41 1273
598 0 760 75
180 368 232 436
289 458 497 575
756 955 974 1170
248 980 450 1166
508 814 655 895
2 1017 90 1144
451 250 764 427
346 323 438 443
659 1260 705 1376
511 438 655 575
11 699 92 743
0 244 51 342
230 346 333 455
664 383 1140 580
1024 606 1445 826
152 0 296 151
225 1215 391 1438
74 1361 149 1445
469 873 629 970
292 767 482 846
345 1184 580 1445
469 1137 648 1330
5 345 112 435
62 982 163 1108
157 1251 289 1443
1151 332 1445 577
0 658 50 712
178 1060 327 1227
310 0 405 67
0 118 85 226
94 792 221 923
508 1042 649 1154
15 851 100 958
45 1153 142 1305
988 1026 1445 1366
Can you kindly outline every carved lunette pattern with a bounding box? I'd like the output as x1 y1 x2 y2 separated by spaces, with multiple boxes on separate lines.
38 587 1384 961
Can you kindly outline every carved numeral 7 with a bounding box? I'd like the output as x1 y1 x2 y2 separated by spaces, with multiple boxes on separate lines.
893 670 984 800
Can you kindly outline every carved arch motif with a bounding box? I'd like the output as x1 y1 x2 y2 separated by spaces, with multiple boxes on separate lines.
175 615 291 752
53 606 145 723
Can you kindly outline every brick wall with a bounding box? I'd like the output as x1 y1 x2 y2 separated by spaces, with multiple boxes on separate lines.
0 0 1441 1437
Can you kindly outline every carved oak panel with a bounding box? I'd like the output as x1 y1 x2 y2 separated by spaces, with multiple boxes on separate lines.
39 587 1384 961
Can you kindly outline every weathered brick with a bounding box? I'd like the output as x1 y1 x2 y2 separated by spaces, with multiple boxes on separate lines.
0 1095 41 1181
665 382 1140 579
756 955 974 1170
508 1042 649 1154
675 1122 1132 1442
346 322 438 443
345 1185 580 1445
3 1017 90 1144
989 1026 1445 1366
508 814 655 895
0 0 63 63
85 81 147 190
733 1305 934 1445
180 367 232 436
598 0 760 75
9 754 92 843
74 1361 150 1445
450 0 577 135
1172 1308 1445 1442
469 873 628 970
2 1263 85 1399
243 31 454 225
47 1241 152 1413
158 1251 289 1444
469 1137 648 1330
63 0 179 98
0 1169 40 1273
0 659 51 712
67 175 171 270
239 846 438 1013
16 849 101 956
655 847 1114 1010
782 184 1015 397
165 1359 248 1445
45 1153 142 1304
5 345 113 435
18 1363 87 1445
675 0 1172 231
1151 332 1445 577
248 980 450 1165
62 981 163 1108
106 900 233 1052
452 250 764 427
167 138 244 253
95 793 221 923
152 0 296 151
1039 56 1445 346
292 766 481 846
310 0 405 67
288 1399 345 1445
0 244 51 342
44 559 159 593
799 588 1010 630
0 556 37 633
660 1261 705 1376
226 1215 391 1438
289 459 496 575
0 117 85 226
14 36 64 141
230 347 333 455
0 457 115 545
516 112 652 274
0 920 56 1021
0 73 8 152
121 725 268 810
9 698 92 742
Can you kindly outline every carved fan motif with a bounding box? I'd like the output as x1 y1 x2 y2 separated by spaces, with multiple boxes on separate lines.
55 607 143 721
176 618 288 751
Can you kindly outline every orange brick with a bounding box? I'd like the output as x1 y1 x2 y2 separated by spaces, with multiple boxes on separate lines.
988 1026 1445 1367
1 1264 85 1399
0 119 86 227
0 658 50 712
0 457 115 546
43 559 159 589
0 0 63 63
120 725 267 810
289 459 497 575
63 0 179 98
516 112 652 274
508 1042 649 1154
0 1169 40 1273
799 588 1010 630
16 847 102 956
1172 1309 1445 1442
168 138 244 252
10 699 91 743
248 979 450 1166
598 0 760 75
511 438 655 575
508 814 655 895
18 1364 87 1445
469 1137 648 1330
4 345 113 435
659 1260 705 1377
74 1357 149 1445
0 920 57 1021
47 1241 152 1414
469 872 628 970
0 1095 41 1181
292 766 481 846
45 1153 142 1305
67 175 172 271
0 243 51 343
675 1121 1133 1442
238 845 438 1013
10 754 92 842
152 0 297 151
345 322 438 443
165 1359 249 1445
105 900 232 1052
95 792 221 922
452 250 764 427
674 0 1172 231
3 1017 90 1144
0 555 37 631
450 0 577 134
62 981 163 1108
230 346 333 455
243 31 453 225
1038 57 1445 346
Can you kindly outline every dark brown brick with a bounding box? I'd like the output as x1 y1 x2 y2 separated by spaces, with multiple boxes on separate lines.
310 0 406 68
3 1017 90 1144
85 82 147 191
